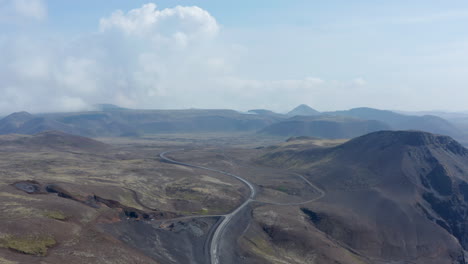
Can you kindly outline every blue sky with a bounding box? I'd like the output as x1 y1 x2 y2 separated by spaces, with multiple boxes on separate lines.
1 0 468 113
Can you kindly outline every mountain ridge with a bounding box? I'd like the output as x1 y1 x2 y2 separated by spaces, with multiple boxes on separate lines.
0 107 465 145
258 130 468 263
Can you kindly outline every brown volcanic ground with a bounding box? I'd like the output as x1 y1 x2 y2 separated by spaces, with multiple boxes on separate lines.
259 130 468 264
0 131 249 264
3 129 468 264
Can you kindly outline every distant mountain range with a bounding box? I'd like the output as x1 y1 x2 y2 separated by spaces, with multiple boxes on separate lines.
261 105 464 141
0 104 466 142
0 108 277 137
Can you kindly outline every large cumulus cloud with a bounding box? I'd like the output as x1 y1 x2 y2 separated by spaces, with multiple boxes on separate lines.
99 3 219 42
0 2 368 114
0 3 224 113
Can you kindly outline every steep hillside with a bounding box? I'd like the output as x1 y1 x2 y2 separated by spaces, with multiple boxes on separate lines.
259 130 468 263
259 115 390 139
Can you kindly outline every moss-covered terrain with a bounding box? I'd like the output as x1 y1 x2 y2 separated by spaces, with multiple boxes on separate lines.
0 235 56 256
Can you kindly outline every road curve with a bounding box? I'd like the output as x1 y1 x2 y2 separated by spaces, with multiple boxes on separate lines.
259 173 325 206
219 150 326 206
159 150 326 264
160 150 256 264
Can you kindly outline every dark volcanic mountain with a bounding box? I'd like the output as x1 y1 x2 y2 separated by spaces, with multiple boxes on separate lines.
287 104 321 116
259 115 390 139
259 130 468 263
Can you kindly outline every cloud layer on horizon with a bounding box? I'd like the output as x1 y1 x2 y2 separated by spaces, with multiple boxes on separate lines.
0 2 373 114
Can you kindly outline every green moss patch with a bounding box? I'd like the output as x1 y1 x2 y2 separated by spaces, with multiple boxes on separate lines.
43 210 67 220
274 186 297 195
0 235 56 256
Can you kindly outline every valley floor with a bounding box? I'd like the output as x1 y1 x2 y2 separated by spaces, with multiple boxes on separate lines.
1 132 466 264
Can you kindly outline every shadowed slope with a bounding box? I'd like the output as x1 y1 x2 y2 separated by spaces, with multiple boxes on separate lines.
259 130 468 263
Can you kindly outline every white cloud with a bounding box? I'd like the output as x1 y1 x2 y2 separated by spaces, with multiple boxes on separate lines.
0 3 225 113
10 55 49 79
55 57 99 95
54 96 89 112
395 10 468 24
352 77 367 86
99 3 219 43
0 2 375 114
13 0 46 20
0 0 47 21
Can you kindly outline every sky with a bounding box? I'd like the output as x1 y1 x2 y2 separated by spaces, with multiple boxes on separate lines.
1 0 468 114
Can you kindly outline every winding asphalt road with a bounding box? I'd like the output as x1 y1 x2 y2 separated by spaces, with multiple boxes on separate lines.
160 150 256 264
159 150 325 264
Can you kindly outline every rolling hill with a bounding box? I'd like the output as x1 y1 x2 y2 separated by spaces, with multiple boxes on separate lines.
0 112 79 135
0 131 111 152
